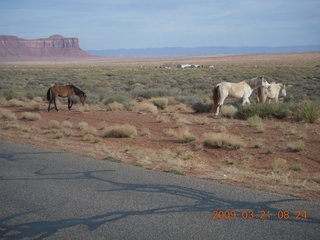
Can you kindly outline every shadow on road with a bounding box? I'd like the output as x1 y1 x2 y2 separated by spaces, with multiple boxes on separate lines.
1 168 319 239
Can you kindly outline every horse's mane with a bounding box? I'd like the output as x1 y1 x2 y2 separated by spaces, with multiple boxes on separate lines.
245 77 262 89
71 85 85 95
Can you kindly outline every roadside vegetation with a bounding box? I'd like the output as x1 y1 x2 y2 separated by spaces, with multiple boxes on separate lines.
0 53 319 201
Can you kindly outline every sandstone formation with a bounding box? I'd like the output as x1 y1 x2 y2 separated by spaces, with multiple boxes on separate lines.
0 34 93 58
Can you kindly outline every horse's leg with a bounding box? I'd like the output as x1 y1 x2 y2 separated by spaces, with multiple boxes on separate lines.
48 99 52 112
242 96 251 105
215 94 227 115
54 97 58 111
68 98 71 110
242 88 252 105
70 98 73 110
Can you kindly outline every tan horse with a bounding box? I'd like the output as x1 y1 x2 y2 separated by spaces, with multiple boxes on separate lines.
47 85 87 112
257 82 286 103
212 77 270 115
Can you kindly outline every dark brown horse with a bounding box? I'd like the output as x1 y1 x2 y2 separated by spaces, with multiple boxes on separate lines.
47 85 87 112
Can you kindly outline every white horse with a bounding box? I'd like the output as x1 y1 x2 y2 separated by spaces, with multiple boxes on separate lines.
257 82 286 103
212 77 270 115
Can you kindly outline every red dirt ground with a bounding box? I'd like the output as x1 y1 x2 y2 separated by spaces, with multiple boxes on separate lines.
1 101 319 201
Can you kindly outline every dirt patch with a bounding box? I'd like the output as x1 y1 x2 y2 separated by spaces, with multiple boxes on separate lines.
1 101 319 202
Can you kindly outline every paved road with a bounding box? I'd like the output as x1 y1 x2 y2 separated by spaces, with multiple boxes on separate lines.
0 140 319 240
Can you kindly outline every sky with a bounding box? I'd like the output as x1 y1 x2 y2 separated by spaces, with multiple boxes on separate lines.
0 0 319 50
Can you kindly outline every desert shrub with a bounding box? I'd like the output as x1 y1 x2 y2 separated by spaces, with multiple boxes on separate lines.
221 105 238 118
78 104 91 112
290 164 303 171
103 94 132 110
78 121 88 131
102 124 137 138
25 101 40 111
21 112 41 121
2 89 27 100
61 128 73 136
106 102 124 111
149 97 168 109
132 88 173 99
247 115 262 127
82 126 98 136
48 120 60 128
83 133 95 142
7 99 25 107
175 127 196 143
203 133 244 149
236 103 290 119
86 93 100 104
176 95 203 106
62 120 73 128
134 102 158 114
287 140 305 152
33 96 43 102
295 102 320 123
26 90 45 100
0 108 16 121
192 102 212 113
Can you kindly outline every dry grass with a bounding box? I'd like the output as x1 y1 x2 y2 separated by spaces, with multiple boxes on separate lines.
0 108 17 121
221 105 238 118
2 121 19 130
102 124 137 138
62 120 73 128
163 128 176 137
149 97 168 109
7 99 25 107
83 133 96 142
106 102 124 111
247 115 262 127
33 96 43 102
0 97 7 105
21 112 42 121
78 104 91 112
272 158 287 174
140 128 150 136
61 128 73 137
82 125 98 136
287 140 305 152
174 127 196 143
203 132 245 149
78 121 88 131
25 101 40 111
134 102 158 114
48 120 60 129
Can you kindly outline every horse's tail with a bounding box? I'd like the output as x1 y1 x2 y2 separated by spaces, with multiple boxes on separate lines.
46 88 51 101
212 85 220 113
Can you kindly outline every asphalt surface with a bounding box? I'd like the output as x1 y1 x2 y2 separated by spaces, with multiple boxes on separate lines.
0 140 319 240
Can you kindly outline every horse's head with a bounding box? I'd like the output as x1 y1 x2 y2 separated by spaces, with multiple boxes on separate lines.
260 77 271 89
80 93 87 105
280 84 287 97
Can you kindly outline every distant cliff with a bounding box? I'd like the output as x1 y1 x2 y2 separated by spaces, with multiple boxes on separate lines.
0 35 93 58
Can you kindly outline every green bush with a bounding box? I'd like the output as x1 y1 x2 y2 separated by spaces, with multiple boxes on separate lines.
236 103 290 120
132 88 171 99
192 102 212 113
86 93 100 104
149 97 168 109
2 89 27 100
295 102 320 123
103 94 132 110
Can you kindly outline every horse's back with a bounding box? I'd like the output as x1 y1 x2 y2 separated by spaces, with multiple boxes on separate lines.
50 84 73 97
